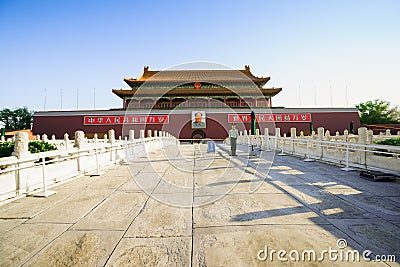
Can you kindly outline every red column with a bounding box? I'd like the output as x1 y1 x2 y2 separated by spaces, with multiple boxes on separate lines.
170 98 173 108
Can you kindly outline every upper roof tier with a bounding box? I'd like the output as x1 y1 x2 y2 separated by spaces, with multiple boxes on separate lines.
124 65 271 88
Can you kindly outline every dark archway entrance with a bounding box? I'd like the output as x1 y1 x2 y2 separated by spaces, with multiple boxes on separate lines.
191 129 206 143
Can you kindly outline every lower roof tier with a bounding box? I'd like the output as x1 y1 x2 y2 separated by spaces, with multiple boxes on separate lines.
112 87 282 99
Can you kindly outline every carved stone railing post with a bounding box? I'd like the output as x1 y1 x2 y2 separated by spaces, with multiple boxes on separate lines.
317 127 324 159
64 133 69 149
344 129 349 142
108 129 116 162
108 129 115 145
290 127 296 153
12 132 29 159
128 130 135 141
358 127 368 166
74 131 85 172
325 130 331 141
12 132 31 195
74 131 85 149
367 130 374 145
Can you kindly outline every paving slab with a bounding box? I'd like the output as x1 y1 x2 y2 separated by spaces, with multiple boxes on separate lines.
279 184 378 219
105 237 191 267
194 193 327 227
117 179 144 192
193 225 386 266
0 223 71 266
0 176 99 219
85 172 130 189
152 192 194 208
194 172 282 196
130 171 162 194
326 218 400 261
161 166 194 188
324 188 400 221
27 189 113 224
0 218 26 235
72 191 147 231
24 230 124 267
126 160 148 176
125 198 191 238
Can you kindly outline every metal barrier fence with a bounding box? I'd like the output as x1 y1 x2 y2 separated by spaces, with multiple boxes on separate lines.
0 136 176 205
231 134 400 174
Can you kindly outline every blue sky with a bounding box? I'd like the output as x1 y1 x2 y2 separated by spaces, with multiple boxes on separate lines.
0 0 399 111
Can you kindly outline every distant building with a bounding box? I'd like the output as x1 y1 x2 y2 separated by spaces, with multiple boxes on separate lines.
33 66 360 139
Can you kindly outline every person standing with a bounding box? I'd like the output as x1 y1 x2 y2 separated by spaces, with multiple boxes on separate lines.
229 124 239 156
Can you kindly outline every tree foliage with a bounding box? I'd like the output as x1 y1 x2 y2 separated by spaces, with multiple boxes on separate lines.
356 99 400 124
0 107 33 131
0 141 57 158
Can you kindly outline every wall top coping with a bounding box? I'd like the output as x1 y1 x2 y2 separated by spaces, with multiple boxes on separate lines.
34 108 359 117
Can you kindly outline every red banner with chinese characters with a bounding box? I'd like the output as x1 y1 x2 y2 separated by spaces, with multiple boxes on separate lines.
228 113 311 123
84 115 169 125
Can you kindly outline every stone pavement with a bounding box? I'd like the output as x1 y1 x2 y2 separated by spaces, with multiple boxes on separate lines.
0 143 399 266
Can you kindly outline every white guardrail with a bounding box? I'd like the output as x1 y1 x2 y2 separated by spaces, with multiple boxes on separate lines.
231 134 400 174
0 137 176 205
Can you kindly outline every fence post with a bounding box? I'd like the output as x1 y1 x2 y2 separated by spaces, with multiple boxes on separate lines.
341 143 355 171
89 133 103 176
304 138 314 162
277 128 285 156
34 156 57 197
264 128 271 151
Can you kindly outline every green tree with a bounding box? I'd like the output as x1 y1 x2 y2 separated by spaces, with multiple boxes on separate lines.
356 99 400 124
0 107 33 130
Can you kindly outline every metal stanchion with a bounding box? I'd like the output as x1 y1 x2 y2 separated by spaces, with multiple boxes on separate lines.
341 144 355 171
278 138 286 156
91 147 105 176
304 139 314 162
33 156 56 197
